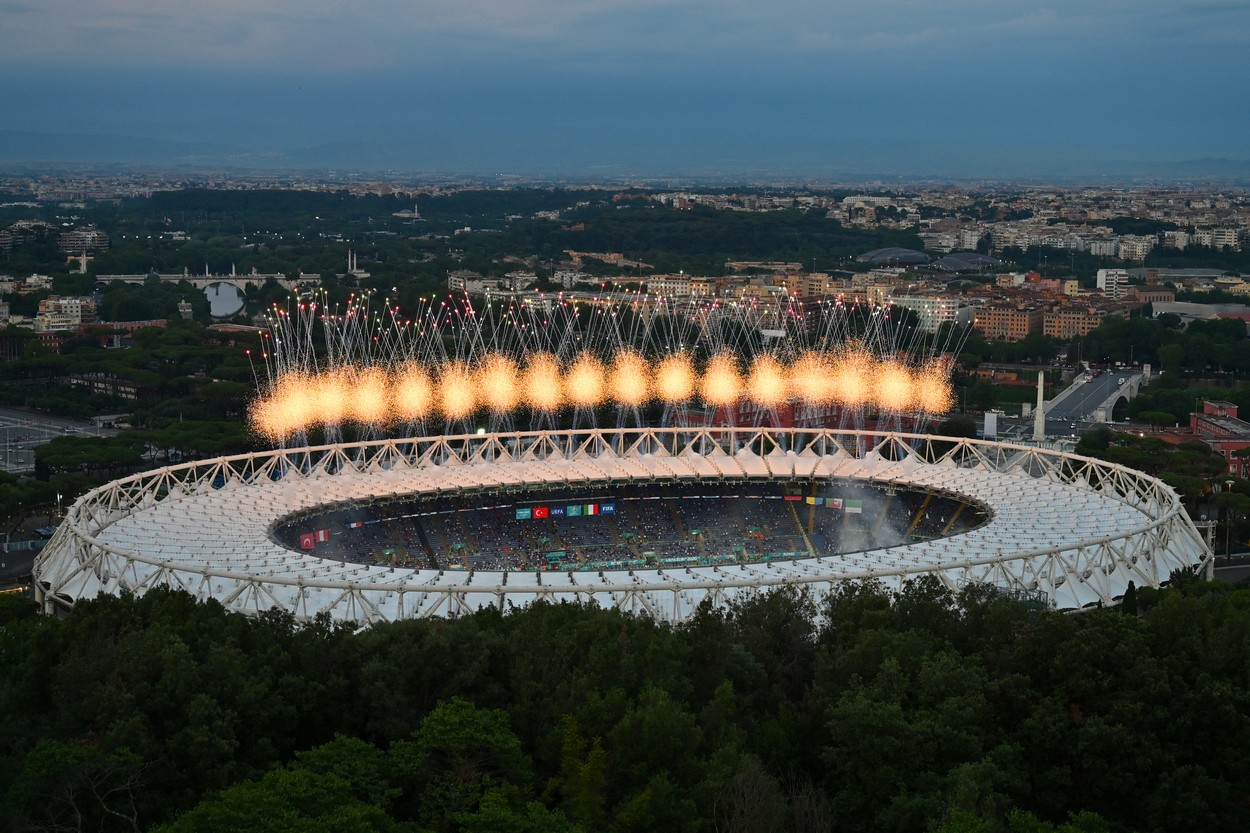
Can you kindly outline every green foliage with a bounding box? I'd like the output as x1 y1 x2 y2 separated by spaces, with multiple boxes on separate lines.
4 582 1249 833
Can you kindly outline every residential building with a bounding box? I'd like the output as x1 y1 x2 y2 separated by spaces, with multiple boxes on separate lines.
1190 400 1250 477
1117 236 1155 261
1042 306 1106 340
973 303 1043 341
889 295 976 333
34 295 97 332
57 225 110 254
1097 268 1131 300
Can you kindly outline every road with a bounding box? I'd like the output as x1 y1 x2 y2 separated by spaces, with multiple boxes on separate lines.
1046 370 1136 422
0 406 120 475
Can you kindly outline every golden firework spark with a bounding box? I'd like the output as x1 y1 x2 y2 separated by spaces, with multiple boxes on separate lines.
316 367 353 427
392 361 434 420
350 366 391 426
565 353 607 407
828 346 871 408
250 348 957 439
913 359 954 414
746 355 788 407
523 353 563 411
439 361 477 419
700 352 743 406
608 350 650 406
874 359 915 413
788 351 834 405
477 353 520 414
654 353 696 403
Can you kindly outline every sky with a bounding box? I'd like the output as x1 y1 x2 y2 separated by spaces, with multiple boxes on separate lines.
2 0 1249 178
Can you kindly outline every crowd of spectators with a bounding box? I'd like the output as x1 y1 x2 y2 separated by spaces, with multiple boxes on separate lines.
274 483 986 572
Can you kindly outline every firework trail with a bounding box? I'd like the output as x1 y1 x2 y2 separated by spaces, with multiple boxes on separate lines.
251 289 968 444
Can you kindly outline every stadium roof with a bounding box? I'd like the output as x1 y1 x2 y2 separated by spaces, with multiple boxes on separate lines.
856 248 930 265
933 252 1001 272
34 428 1209 625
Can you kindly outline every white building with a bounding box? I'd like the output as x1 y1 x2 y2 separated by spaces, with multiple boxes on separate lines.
1117 236 1156 262
888 295 976 333
501 272 538 291
1096 269 1131 300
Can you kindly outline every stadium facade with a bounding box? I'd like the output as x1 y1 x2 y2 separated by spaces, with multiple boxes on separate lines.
34 427 1210 625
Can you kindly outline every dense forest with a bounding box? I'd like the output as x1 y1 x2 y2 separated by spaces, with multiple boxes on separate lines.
2 575 1248 833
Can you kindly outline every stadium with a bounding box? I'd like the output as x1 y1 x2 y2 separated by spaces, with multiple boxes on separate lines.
33 426 1210 624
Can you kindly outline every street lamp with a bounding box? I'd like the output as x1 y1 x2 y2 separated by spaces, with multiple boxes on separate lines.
1226 480 1236 559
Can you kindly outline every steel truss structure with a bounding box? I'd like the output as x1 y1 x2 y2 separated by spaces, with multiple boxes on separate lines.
34 428 1210 625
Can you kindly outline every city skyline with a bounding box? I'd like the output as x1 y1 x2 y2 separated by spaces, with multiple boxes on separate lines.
2 1 1249 179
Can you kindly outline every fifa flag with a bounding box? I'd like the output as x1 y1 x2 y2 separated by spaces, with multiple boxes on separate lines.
844 499 863 514
515 507 533 520
299 532 315 549
533 506 550 519
600 503 616 515
316 529 330 542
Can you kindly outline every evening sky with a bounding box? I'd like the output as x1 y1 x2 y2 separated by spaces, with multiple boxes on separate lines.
2 0 1248 177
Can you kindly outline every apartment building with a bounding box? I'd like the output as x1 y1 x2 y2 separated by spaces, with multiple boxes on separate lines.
973 303 1043 341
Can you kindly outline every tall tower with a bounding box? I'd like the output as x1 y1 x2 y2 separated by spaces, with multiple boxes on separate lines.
1032 371 1046 442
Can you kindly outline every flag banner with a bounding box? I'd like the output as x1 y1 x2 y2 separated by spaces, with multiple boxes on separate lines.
805 496 825 505
346 521 363 529
299 532 315 549
827 498 843 510
533 506 550 519
784 495 802 501
585 504 598 515
316 529 330 542
845 499 863 514
600 503 616 514
515 507 532 520
549 506 566 518
566 504 583 517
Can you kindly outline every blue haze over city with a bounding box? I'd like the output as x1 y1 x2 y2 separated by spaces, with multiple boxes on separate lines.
2 0 1249 180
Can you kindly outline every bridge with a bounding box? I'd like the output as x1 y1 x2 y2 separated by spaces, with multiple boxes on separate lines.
1045 369 1146 424
96 270 320 293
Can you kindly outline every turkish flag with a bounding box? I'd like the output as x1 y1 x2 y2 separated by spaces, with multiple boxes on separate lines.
299 533 315 549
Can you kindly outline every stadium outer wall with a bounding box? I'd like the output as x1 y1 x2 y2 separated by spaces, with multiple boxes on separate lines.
33 428 1211 625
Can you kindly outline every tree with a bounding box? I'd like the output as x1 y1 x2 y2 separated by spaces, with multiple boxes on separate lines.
154 767 400 833
391 697 530 829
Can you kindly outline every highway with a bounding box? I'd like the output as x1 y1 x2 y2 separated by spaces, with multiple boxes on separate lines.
0 406 120 475
1046 370 1136 422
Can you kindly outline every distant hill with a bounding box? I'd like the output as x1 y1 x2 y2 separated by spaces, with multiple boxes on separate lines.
2 129 1248 183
